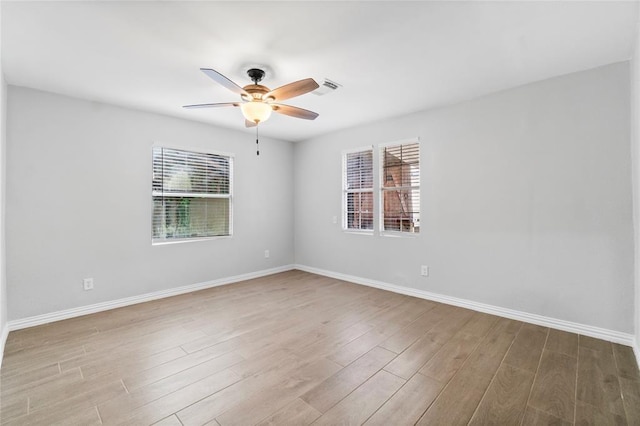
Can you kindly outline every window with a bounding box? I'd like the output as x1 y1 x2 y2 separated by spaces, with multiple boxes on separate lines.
152 146 232 243
343 147 374 231
380 139 420 234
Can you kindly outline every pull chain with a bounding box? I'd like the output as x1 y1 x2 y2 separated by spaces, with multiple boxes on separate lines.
256 124 260 156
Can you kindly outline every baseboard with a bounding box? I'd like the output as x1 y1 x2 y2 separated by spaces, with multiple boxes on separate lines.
294 264 636 347
8 264 295 332
0 322 8 369
5 263 637 353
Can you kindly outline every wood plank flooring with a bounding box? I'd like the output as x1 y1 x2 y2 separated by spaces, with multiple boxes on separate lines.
1 270 639 425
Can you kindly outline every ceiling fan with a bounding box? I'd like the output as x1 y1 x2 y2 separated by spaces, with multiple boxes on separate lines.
184 68 320 127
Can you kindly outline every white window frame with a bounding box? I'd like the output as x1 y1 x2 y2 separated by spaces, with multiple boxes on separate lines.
151 144 234 245
379 138 420 237
342 146 375 234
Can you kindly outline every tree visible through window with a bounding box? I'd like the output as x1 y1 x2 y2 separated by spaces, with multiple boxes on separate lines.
344 148 374 230
381 140 420 233
152 146 232 243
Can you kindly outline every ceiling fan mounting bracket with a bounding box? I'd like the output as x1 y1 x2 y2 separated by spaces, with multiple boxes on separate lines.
247 68 266 84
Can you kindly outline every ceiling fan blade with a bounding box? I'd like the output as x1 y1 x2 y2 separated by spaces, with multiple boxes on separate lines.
264 78 319 102
200 68 250 97
245 119 257 128
183 102 240 109
271 103 319 120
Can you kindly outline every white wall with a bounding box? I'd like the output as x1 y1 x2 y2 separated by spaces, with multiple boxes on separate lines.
3 62 635 338
0 0 8 365
294 62 634 334
6 87 294 320
632 8 640 357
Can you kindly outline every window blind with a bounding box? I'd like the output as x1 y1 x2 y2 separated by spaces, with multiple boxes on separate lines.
152 146 232 242
381 141 420 233
344 148 374 230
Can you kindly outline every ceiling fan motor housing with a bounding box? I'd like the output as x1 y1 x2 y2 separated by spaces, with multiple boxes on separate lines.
241 84 270 101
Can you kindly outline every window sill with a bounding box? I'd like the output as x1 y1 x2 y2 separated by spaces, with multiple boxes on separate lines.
380 231 419 238
343 229 374 236
152 235 232 245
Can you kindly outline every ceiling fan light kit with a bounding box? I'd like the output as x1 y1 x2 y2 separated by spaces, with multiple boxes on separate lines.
240 101 272 124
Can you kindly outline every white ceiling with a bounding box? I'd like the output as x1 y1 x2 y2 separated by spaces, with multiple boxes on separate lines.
2 1 638 142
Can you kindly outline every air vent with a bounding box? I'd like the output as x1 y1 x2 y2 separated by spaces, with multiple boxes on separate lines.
313 78 342 96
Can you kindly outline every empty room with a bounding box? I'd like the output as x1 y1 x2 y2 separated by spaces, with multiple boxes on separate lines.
1 1 640 425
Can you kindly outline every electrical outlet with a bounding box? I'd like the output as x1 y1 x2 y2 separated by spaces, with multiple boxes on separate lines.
83 278 94 291
332 216 338 224
264 250 270 259
420 265 429 277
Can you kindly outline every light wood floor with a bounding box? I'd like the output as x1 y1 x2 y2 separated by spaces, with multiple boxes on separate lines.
1 270 639 425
